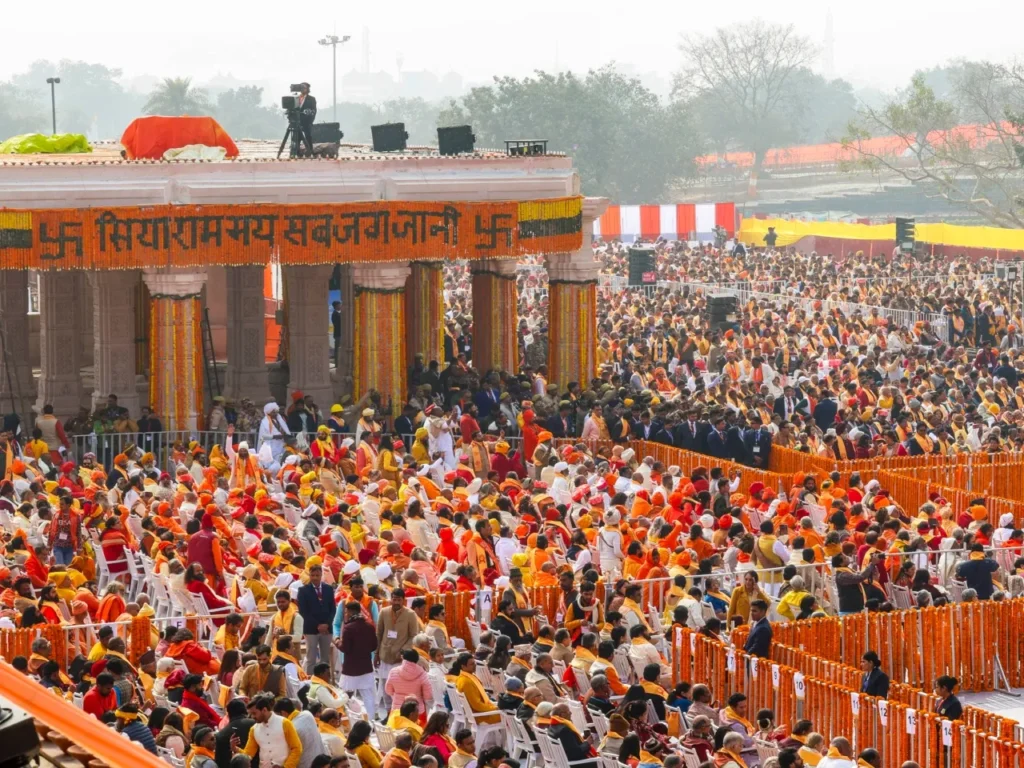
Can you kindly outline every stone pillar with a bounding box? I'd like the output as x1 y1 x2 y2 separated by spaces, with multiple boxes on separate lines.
0 271 35 420
224 265 270 403
404 261 445 367
351 262 411 409
36 271 84 418
143 269 207 431
546 197 609 389
90 270 141 417
77 273 94 368
283 265 334 410
471 259 519 374
336 264 355 396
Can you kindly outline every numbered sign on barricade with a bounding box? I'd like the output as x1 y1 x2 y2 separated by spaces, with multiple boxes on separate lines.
690 633 696 652
942 720 953 746
878 700 888 726
750 658 758 678
851 692 860 715
772 664 780 689
727 649 736 672
906 708 917 735
794 672 805 700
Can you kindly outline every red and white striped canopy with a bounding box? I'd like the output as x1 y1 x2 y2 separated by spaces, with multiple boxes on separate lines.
593 202 736 242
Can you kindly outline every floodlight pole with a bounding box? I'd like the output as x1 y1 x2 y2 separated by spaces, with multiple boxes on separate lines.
318 34 351 122
46 77 61 134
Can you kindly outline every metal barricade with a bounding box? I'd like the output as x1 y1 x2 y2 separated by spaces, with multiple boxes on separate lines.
72 429 258 473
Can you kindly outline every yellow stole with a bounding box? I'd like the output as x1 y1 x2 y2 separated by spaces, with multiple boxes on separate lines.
273 603 298 634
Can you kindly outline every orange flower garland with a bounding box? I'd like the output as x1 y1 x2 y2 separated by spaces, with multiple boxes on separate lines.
0 197 584 270
353 287 407 409
470 267 519 373
404 262 446 366
149 293 204 431
548 280 597 389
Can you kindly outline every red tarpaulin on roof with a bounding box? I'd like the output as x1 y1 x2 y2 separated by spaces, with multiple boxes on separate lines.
120 115 239 160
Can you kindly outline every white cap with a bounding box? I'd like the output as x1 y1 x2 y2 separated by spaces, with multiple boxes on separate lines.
376 563 393 580
343 560 360 575
554 462 568 473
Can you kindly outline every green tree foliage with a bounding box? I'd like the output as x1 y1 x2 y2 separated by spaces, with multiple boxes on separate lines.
144 77 212 116
674 21 817 172
215 86 281 139
450 66 702 202
7 59 143 138
844 65 1024 228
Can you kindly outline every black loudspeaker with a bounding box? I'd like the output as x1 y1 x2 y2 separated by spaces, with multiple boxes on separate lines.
437 125 475 156
708 293 739 332
371 123 409 152
311 122 343 143
628 246 657 287
0 694 40 768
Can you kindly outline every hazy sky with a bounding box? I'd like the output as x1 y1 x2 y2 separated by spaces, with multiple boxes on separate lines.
2 0 1020 96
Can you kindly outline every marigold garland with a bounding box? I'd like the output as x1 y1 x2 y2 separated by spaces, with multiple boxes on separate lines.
149 293 203 431
548 280 597 389
470 267 518 373
405 262 446 366
0 197 584 270
353 286 407 408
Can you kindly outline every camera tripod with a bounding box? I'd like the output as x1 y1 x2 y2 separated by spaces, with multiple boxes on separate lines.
277 112 306 159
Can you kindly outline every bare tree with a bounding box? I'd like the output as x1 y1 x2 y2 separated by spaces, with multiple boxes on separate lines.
675 21 817 178
843 63 1024 228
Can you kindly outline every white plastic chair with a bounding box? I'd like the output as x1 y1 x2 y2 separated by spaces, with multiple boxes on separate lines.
375 723 396 751
455 690 503 750
755 739 780 764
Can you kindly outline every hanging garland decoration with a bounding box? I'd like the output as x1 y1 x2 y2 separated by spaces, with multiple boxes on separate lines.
470 267 519 374
405 262 446 366
149 292 204 431
353 284 407 408
548 278 598 389
0 196 584 270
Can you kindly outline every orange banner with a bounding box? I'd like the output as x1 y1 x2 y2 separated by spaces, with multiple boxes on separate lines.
0 197 584 270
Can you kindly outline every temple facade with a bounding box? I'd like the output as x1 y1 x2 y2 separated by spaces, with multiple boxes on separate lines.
0 142 607 429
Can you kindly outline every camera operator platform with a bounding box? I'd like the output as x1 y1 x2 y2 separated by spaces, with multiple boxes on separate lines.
277 82 317 158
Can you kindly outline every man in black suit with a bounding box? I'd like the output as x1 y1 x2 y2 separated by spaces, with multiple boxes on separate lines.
296 562 335 676
813 390 838 432
742 414 773 469
215 699 255 768
705 414 731 460
674 408 709 453
860 651 890 698
773 385 807 422
545 401 573 438
631 409 657 440
743 600 772 658
296 82 316 155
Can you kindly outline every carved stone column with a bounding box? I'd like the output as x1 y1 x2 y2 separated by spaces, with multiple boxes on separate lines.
90 270 141 417
36 271 84 419
351 262 411 408
224 265 270 404
336 264 355 397
471 259 519 374
143 269 207 431
77 273 94 368
0 271 35 420
283 265 334 410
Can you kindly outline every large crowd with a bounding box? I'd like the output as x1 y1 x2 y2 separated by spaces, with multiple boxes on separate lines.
2 240 1021 768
